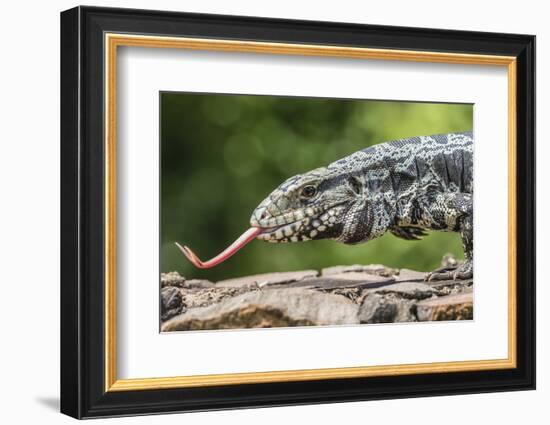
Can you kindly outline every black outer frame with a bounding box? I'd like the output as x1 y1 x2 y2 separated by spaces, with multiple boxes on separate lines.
60 6 536 419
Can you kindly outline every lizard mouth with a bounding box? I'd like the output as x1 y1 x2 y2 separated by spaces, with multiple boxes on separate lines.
255 219 308 242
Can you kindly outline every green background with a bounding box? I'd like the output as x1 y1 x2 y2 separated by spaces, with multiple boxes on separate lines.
161 93 473 282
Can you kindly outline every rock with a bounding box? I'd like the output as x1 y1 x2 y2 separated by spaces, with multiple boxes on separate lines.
162 288 359 331
161 262 475 328
161 272 214 289
371 281 438 300
216 270 318 288
358 293 416 323
161 271 215 289
289 272 394 290
161 287 181 311
180 286 257 309
359 294 397 323
357 282 439 323
322 264 397 277
161 271 186 288
415 292 473 321
326 287 364 303
441 253 460 268
321 272 392 283
427 279 473 293
395 268 427 282
160 287 184 321
183 279 215 289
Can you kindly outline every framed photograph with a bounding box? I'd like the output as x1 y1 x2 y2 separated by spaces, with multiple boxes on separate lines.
60 6 535 419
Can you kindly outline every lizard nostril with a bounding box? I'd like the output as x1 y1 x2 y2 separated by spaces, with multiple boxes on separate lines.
255 207 269 221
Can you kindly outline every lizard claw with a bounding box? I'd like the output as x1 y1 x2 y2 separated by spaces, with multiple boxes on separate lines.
425 260 473 281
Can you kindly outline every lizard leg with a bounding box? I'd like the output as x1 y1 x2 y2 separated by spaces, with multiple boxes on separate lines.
425 192 473 281
390 226 428 241
453 212 473 280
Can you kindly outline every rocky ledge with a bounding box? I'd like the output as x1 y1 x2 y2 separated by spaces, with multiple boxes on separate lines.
161 260 473 332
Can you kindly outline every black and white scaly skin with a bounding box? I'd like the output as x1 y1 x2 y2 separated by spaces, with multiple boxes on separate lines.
250 132 473 281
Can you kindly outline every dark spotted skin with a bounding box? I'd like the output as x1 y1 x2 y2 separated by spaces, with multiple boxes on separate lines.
251 132 473 280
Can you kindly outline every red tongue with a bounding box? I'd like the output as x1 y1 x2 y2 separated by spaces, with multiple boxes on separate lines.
175 227 263 269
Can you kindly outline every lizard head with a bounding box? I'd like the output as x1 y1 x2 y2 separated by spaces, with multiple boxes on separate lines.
177 151 396 269
250 164 384 244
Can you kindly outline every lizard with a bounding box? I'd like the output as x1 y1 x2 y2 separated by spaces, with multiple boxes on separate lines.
176 132 473 281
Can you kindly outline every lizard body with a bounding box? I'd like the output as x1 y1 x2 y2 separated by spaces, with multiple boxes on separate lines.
249 132 473 280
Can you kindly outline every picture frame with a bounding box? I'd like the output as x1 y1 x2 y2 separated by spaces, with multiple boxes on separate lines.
60 5 535 419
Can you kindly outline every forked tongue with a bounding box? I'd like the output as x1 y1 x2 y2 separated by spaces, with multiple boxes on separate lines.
175 227 263 269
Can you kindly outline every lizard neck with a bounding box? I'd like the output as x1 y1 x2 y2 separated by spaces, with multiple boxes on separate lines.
336 167 398 244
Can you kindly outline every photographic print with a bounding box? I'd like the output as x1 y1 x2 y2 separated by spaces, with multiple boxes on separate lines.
160 93 474 331
61 8 534 417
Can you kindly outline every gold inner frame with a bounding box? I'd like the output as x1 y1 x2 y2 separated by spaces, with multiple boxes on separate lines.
104 33 517 392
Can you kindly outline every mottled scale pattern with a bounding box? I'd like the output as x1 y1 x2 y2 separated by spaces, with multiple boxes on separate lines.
250 132 474 280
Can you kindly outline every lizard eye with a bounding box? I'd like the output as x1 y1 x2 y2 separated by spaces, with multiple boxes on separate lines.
301 185 317 199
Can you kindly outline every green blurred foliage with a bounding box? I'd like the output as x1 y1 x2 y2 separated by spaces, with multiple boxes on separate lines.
161 93 473 281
